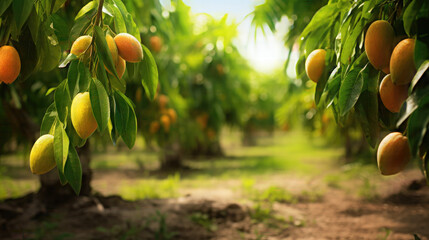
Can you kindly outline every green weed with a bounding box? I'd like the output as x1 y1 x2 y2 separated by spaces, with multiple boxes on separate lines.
190 212 218 232
120 173 180 200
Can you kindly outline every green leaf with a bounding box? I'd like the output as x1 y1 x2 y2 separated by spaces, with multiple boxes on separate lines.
340 20 365 65
94 26 118 79
362 0 381 19
114 91 136 149
67 60 91 98
301 3 339 38
109 72 126 93
34 20 62 72
75 1 97 20
78 61 91 92
408 98 429 156
140 44 159 101
112 0 140 41
54 122 69 185
13 0 33 32
414 38 429 69
66 117 86 148
322 74 341 109
64 145 82 195
338 68 362 116
398 86 429 127
108 95 118 145
51 0 67 13
104 3 127 33
355 91 379 148
411 60 429 92
295 55 307 79
304 27 329 56
54 80 71 125
403 0 424 36
69 8 96 43
90 78 110 132
40 103 58 136
113 91 129 138
67 60 79 97
0 0 12 16
96 54 109 89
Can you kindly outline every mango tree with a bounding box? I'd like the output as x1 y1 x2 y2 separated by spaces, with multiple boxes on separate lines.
0 0 159 203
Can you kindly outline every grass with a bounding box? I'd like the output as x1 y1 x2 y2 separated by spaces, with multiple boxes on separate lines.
0 130 360 202
120 173 181 200
190 212 218 232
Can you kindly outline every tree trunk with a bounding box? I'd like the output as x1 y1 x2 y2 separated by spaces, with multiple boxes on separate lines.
37 141 92 206
160 142 182 170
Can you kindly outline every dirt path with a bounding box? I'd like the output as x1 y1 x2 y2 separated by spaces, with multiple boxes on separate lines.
1 168 429 240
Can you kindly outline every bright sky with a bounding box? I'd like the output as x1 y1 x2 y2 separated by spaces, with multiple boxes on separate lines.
179 0 290 74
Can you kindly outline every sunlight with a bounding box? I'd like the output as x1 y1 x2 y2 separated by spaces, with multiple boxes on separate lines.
181 0 288 73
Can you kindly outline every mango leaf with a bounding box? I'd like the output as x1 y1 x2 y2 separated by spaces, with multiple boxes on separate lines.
411 60 429 92
95 55 109 90
301 3 339 38
362 0 382 19
108 72 126 93
322 74 341 109
66 117 86 148
69 8 96 43
66 60 90 96
54 80 71 125
304 27 329 56
51 0 67 13
355 90 379 148
112 0 140 41
54 122 68 185
78 62 91 92
414 38 429 69
90 78 110 132
67 61 79 97
40 103 58 136
295 55 307 79
64 145 82 195
340 20 365 65
75 1 97 20
408 98 429 156
108 95 118 145
51 13 70 44
35 20 61 72
398 87 429 127
114 91 136 149
13 0 33 32
140 44 158 101
104 3 127 33
113 91 129 138
0 0 12 16
403 0 424 36
338 68 362 116
94 26 118 79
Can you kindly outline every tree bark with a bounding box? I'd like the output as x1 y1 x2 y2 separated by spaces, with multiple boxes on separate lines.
160 142 182 170
37 141 92 206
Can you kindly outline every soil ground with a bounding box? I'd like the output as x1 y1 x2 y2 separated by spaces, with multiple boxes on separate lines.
1 131 429 240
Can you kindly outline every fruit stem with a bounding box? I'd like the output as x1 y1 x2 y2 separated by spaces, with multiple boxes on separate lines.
94 0 104 27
